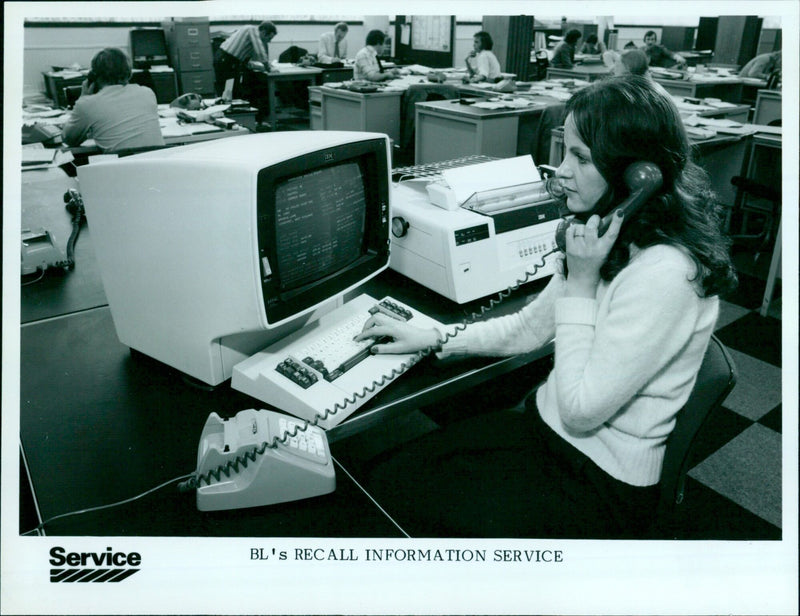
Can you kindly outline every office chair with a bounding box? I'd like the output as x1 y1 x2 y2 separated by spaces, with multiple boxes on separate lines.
728 133 782 262
652 334 737 538
530 102 566 167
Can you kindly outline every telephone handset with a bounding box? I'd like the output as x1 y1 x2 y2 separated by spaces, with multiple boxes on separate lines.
554 161 663 252
84 70 98 95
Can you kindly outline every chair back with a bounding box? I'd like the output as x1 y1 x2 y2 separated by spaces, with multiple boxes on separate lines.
656 335 737 529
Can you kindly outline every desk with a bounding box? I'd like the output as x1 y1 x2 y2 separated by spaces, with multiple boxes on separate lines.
414 98 549 164
739 132 782 317
317 66 354 83
320 87 403 143
64 118 251 157
546 64 611 82
18 182 553 534
21 168 107 322
753 90 781 126
263 65 322 131
679 51 714 66
653 76 744 103
20 253 551 536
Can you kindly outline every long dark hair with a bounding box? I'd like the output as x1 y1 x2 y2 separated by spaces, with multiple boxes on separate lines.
564 75 737 297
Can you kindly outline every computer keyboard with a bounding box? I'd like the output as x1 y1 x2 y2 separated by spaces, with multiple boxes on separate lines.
392 155 499 181
231 294 444 429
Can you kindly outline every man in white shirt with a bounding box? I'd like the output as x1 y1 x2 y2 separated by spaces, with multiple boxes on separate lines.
353 30 400 81
318 22 349 63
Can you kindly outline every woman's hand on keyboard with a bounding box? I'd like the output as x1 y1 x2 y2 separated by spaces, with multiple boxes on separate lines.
355 313 441 355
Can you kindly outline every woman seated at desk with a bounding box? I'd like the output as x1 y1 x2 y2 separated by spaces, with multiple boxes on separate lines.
356 75 737 538
61 48 163 152
550 29 583 68
464 31 501 83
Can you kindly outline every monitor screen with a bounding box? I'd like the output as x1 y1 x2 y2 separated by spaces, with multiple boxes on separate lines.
273 162 366 289
130 29 169 63
257 136 389 324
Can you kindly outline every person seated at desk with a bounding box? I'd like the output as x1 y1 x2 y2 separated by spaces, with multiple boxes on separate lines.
738 50 781 80
607 48 651 77
317 22 349 63
213 21 277 124
354 30 400 82
580 33 606 56
356 74 738 538
642 30 686 69
60 48 164 152
464 31 502 83
550 29 583 68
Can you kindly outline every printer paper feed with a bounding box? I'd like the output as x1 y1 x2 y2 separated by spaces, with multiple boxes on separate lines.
442 156 541 206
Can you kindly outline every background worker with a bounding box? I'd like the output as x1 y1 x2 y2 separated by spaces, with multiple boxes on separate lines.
61 47 163 152
580 33 607 55
738 50 782 79
213 21 278 124
551 29 583 68
353 30 400 81
465 31 502 83
642 30 686 68
317 22 349 63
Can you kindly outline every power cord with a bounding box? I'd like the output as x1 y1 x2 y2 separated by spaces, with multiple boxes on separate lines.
21 472 195 536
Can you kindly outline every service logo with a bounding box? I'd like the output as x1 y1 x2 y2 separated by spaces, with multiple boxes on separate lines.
49 546 141 583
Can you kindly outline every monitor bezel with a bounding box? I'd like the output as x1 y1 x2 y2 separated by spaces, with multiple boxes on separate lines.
256 137 390 324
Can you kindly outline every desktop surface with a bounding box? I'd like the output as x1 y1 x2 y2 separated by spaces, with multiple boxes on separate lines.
20 237 551 536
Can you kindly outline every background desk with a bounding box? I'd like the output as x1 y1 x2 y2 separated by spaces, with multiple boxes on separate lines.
19 182 553 535
753 90 781 126
546 65 611 82
414 98 550 164
43 69 179 106
653 76 744 103
262 65 322 131
319 87 403 143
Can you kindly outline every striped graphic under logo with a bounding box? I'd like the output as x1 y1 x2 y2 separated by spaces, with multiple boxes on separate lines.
50 568 140 583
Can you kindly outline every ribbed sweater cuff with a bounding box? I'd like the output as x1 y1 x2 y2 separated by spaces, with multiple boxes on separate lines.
555 297 597 325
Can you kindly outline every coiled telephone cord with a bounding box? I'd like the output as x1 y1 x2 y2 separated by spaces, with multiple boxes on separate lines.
183 249 558 492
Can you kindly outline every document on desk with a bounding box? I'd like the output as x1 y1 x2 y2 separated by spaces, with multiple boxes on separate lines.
473 98 543 110
442 156 541 206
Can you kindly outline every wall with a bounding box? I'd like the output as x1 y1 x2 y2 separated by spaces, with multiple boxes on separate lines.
22 17 480 99
22 21 366 98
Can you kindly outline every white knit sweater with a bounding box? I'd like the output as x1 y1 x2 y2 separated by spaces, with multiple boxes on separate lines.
437 244 719 486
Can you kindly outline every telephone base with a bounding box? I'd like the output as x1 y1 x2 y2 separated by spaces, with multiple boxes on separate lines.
195 409 335 511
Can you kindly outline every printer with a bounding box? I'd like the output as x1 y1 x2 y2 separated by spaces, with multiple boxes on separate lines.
389 170 564 304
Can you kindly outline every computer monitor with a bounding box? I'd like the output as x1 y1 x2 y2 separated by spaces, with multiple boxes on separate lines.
76 131 391 385
130 28 169 68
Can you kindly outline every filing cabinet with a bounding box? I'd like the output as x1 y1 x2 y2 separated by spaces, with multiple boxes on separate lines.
162 18 216 97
